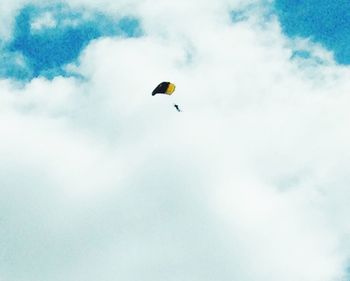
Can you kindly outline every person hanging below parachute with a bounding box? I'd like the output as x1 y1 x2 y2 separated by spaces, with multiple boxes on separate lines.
174 104 181 112
152 81 181 112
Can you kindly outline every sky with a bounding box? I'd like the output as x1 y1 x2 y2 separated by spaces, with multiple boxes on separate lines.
1 0 350 281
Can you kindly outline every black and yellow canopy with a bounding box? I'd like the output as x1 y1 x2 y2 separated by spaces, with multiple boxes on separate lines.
152 82 176 96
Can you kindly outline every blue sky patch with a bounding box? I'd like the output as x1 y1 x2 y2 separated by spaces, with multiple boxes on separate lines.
0 4 142 81
290 50 312 61
275 0 350 65
0 50 32 80
230 10 248 23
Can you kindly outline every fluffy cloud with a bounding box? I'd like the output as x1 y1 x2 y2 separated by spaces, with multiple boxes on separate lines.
0 1 349 281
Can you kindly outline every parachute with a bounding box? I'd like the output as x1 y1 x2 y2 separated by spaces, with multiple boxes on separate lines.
152 81 181 112
152 82 176 96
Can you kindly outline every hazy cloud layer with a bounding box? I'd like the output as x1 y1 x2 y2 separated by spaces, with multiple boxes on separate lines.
0 1 350 281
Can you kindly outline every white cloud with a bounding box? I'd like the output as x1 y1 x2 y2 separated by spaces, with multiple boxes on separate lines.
30 11 57 31
0 1 350 281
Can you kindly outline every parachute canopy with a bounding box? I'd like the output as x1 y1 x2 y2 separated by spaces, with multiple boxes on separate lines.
152 82 176 96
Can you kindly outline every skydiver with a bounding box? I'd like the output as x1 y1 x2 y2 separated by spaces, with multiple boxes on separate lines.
174 104 181 112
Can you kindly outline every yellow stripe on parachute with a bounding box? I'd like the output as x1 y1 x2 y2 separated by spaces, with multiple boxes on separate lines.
165 83 176 95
